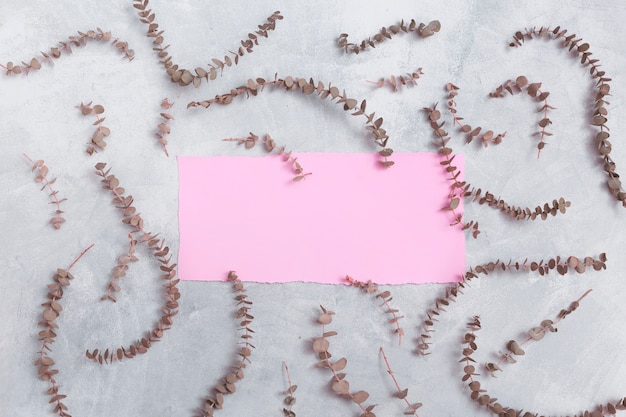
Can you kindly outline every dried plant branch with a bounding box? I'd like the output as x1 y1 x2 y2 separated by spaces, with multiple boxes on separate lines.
509 26 625 206
282 362 297 417
223 132 312 182
461 315 626 416
338 19 440 54
133 0 282 87
366 69 424 92
23 154 66 229
417 254 606 356
101 233 138 302
313 306 377 417
37 244 94 417
77 101 111 155
489 76 554 157
1 29 133 76
189 75 394 167
197 271 254 417
345 276 405 345
446 83 507 147
156 98 174 157
379 347 422 416
86 163 179 361
486 289 593 377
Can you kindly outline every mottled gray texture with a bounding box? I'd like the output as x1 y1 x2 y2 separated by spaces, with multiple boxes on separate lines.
2 1 626 416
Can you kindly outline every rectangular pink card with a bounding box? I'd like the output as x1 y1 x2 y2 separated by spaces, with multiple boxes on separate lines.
178 153 465 284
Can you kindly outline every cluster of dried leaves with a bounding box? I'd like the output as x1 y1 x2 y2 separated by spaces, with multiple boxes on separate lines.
345 276 405 345
338 19 441 54
489 76 554 157
485 289 592 377
461 316 626 417
313 306 377 417
1 29 133 76
133 0 282 87
188 75 394 167
367 69 424 92
198 271 254 417
156 98 174 156
85 163 179 363
77 102 110 155
223 132 311 182
446 83 507 147
417 254 607 355
24 154 66 229
510 26 624 206
37 244 94 417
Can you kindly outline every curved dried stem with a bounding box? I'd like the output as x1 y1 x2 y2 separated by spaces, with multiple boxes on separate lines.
197 271 254 417
23 154 66 229
345 276 405 345
445 83 507 147
156 98 174 157
379 347 422 416
417 254 606 356
86 163 179 362
223 132 312 182
486 289 593 376
313 306 377 417
338 19 440 54
509 26 625 206
36 244 94 417
1 29 133 76
366 68 423 92
133 0 282 87
189 75 393 168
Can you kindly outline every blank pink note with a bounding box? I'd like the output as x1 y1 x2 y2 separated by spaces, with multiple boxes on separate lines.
178 153 465 284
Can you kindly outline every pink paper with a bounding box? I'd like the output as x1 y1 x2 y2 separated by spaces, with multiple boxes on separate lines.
178 153 465 284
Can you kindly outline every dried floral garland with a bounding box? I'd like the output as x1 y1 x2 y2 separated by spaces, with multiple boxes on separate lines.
461 316 626 416
509 26 625 206
1 29 133 76
37 244 94 417
77 102 110 155
23 154 66 229
223 132 311 182
417 254 606 355
156 98 174 156
313 306 377 417
338 19 441 54
188 75 394 167
345 276 405 345
367 69 424 92
85 163 179 363
197 271 254 417
133 0 282 87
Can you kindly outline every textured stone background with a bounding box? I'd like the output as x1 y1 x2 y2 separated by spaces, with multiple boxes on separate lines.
2 1 626 416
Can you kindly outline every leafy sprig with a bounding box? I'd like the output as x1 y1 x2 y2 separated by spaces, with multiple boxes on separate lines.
367 69 424 92
379 347 422 416
23 154 66 229
338 19 440 54
77 102 110 155
156 98 174 157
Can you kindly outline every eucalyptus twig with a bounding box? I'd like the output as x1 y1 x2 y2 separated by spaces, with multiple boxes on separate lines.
485 289 593 376
445 83 507 146
417 254 606 356
77 101 111 155
313 306 377 417
509 26 625 206
338 19 440 54
489 76 554 157
379 347 422 416
198 271 254 417
133 0 282 87
23 154 66 229
37 244 94 417
101 233 138 302
345 276 405 345
86 163 179 362
282 362 297 417
223 132 312 182
1 29 133 76
156 98 174 157
366 69 423 92
189 75 394 167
